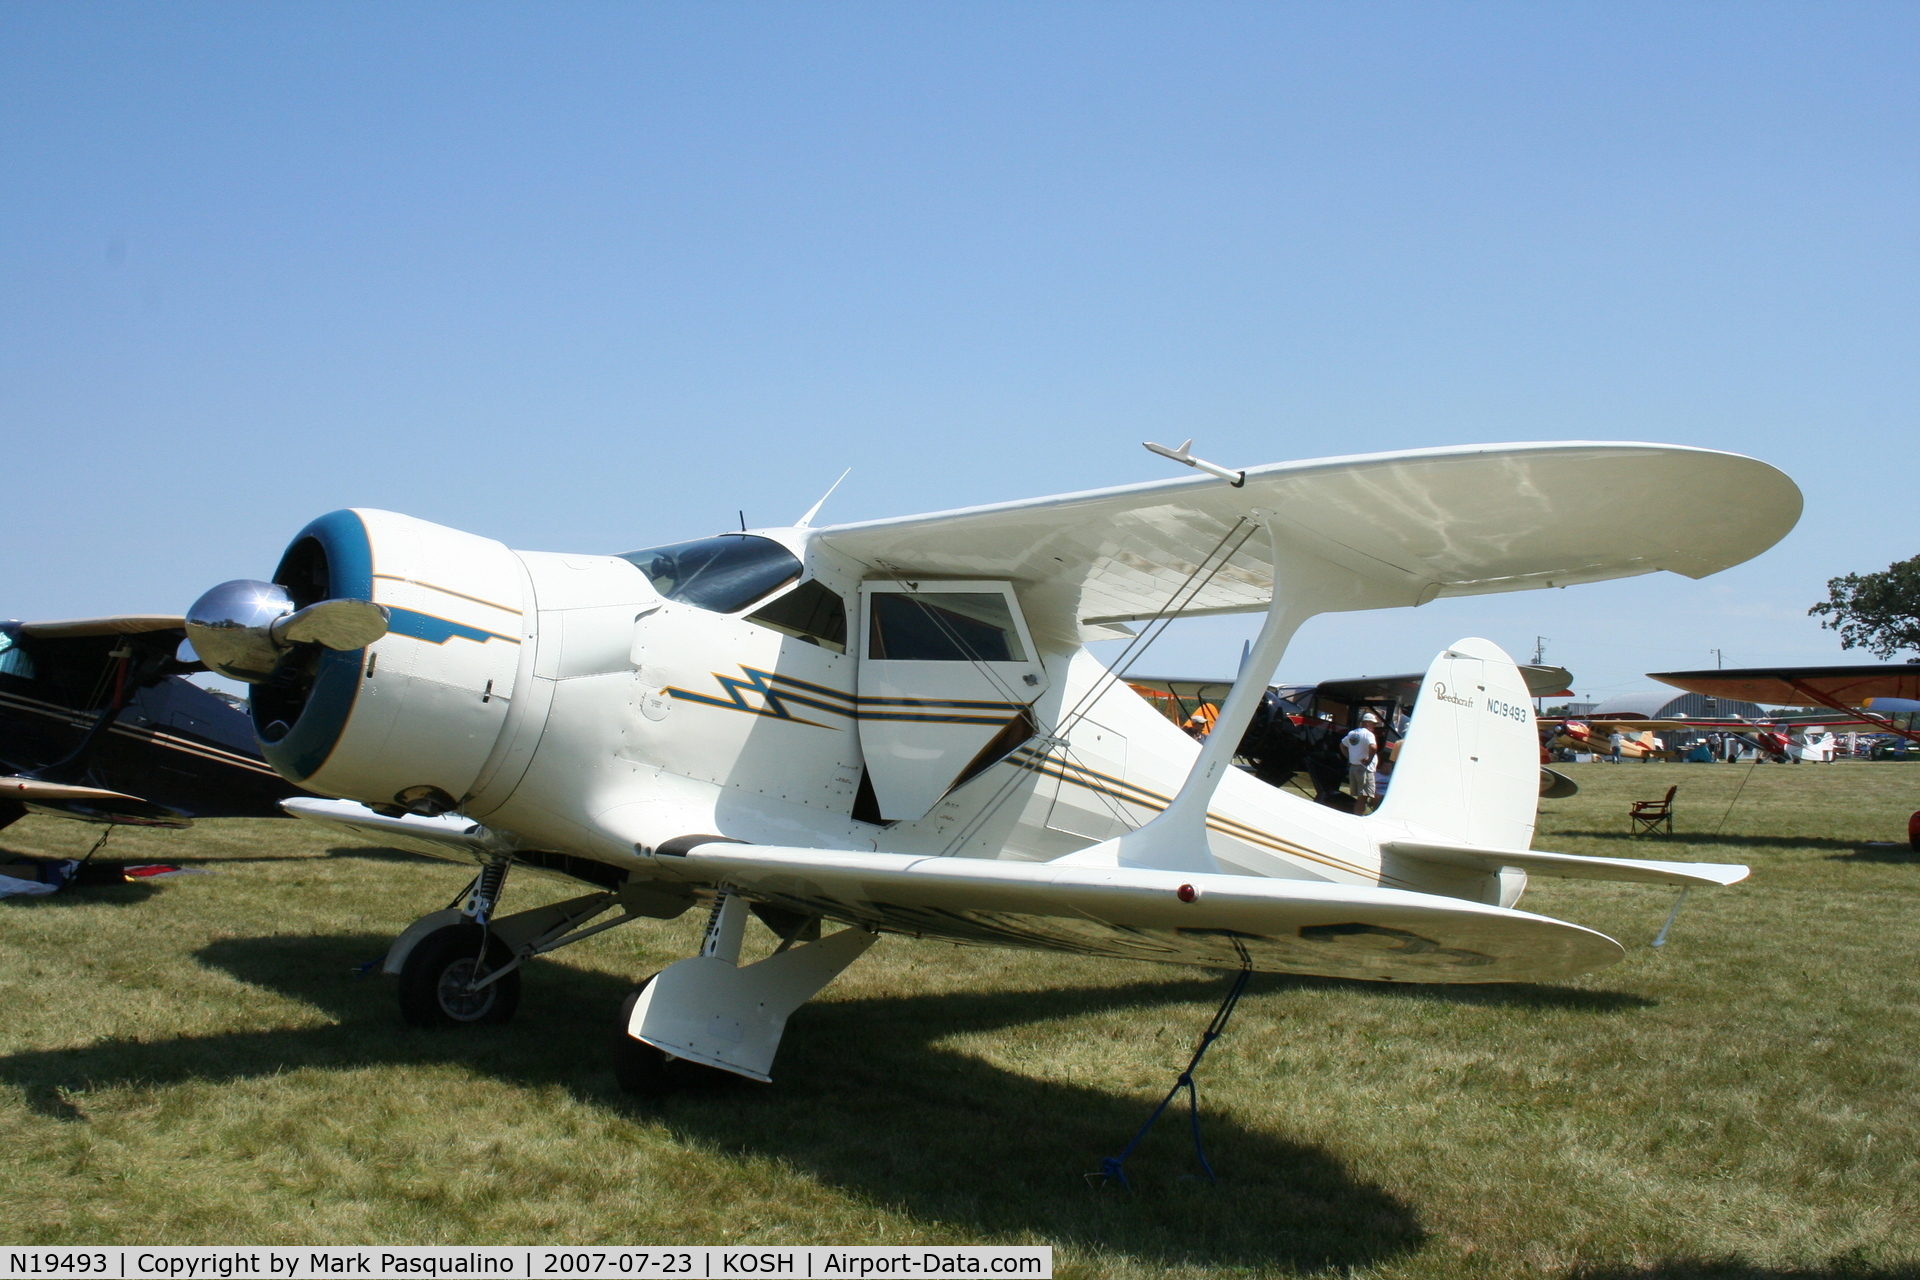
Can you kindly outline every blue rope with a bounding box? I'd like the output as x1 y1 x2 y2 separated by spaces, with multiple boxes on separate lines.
1091 963 1253 1191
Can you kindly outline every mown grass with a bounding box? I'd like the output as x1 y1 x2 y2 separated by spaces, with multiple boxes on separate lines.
2 762 1918 1278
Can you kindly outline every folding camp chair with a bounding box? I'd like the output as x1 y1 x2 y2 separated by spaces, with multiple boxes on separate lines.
1629 785 1677 836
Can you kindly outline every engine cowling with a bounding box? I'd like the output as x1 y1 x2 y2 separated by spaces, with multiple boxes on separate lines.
247 509 531 812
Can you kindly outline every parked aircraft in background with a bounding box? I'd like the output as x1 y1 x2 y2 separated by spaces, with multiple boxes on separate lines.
1 616 304 832
1652 664 1920 846
164 441 1794 1091
1650 666 1920 744
1130 663 1575 807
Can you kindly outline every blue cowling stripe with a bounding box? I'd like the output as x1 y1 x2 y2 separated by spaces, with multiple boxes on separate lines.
255 510 374 783
386 608 515 646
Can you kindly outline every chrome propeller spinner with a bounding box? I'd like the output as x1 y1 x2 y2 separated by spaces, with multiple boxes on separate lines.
185 580 389 684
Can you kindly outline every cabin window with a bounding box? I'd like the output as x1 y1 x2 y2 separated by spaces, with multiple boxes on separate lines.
0 633 32 679
618 535 800 615
747 580 848 654
868 591 1027 663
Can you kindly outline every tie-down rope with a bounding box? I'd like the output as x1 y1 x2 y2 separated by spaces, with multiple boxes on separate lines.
1088 957 1254 1191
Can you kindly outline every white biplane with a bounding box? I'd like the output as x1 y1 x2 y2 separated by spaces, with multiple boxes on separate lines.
179 441 1798 1091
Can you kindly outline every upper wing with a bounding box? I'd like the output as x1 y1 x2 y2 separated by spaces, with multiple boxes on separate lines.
18 616 186 639
815 442 1799 645
1652 665 1920 707
654 841 1624 984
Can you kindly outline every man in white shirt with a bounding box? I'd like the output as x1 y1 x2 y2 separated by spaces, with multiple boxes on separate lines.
1341 713 1380 815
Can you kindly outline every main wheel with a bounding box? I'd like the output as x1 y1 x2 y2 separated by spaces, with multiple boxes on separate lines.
398 922 521 1028
611 980 738 1093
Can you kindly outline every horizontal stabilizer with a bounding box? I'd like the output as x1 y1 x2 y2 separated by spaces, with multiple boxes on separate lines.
650 842 1625 984
1383 840 1747 887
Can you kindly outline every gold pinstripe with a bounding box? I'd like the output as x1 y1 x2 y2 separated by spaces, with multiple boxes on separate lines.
371 573 522 616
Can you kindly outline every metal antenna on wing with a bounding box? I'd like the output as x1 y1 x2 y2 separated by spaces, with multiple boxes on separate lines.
794 468 852 528
1144 439 1246 488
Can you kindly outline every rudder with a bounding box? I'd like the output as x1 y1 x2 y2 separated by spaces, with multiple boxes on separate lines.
1374 637 1540 850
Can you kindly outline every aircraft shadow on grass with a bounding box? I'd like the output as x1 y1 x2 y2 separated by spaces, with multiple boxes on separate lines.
54 845 440 867
1568 1260 1920 1279
1826 846 1920 864
0 931 1645 1269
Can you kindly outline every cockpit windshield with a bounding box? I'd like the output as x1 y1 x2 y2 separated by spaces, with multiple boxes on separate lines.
617 535 801 614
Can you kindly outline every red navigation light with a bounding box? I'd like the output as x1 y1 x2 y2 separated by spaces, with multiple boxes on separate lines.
1176 884 1198 903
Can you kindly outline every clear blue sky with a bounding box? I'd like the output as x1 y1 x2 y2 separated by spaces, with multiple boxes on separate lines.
4 3 1914 701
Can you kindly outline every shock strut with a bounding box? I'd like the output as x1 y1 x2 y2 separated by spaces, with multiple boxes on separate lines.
467 858 510 927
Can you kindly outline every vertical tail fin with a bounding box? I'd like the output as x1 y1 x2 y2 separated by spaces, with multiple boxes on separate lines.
1374 637 1540 850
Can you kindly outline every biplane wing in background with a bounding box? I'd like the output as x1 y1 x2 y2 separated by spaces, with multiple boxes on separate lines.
0 614 308 831
1651 665 1920 744
1651 664 1920 845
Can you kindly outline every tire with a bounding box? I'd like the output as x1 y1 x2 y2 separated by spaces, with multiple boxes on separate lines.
397 922 521 1028
612 979 738 1093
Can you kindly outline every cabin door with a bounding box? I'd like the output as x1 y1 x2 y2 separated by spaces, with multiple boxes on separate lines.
855 580 1048 822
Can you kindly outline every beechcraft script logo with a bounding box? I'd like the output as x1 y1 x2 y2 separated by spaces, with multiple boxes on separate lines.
1431 681 1474 708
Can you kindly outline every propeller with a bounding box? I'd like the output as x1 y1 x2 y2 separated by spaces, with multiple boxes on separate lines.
185 580 389 684
273 598 390 650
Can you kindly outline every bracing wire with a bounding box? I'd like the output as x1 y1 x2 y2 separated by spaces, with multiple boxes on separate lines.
1712 751 1765 836
933 519 1264 857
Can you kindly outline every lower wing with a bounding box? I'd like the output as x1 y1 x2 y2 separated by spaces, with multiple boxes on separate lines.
651 842 1624 984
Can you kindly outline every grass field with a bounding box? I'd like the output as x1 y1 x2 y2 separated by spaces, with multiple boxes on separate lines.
3 762 1919 1278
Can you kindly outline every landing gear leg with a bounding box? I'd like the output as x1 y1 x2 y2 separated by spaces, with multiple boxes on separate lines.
396 857 522 1028
611 979 736 1091
614 890 876 1092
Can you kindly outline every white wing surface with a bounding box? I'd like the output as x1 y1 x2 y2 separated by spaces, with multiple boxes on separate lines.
658 842 1625 983
815 442 1799 644
284 797 490 863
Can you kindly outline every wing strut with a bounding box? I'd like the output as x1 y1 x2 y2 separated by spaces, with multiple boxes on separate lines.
1097 516 1349 874
1783 679 1920 745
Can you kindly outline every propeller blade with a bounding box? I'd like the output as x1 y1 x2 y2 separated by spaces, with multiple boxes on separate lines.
272 599 389 651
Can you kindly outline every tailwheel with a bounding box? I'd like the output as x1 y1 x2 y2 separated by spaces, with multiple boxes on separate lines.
611 980 738 1093
398 922 521 1028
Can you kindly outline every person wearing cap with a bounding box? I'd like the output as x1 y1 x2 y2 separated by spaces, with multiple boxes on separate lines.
1340 713 1381 815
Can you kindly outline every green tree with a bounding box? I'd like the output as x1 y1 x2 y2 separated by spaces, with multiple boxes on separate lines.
1808 554 1920 660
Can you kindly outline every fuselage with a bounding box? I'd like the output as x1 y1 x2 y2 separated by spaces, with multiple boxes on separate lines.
251 510 1511 908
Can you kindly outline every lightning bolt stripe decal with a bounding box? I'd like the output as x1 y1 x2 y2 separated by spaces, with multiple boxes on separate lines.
665 666 1025 726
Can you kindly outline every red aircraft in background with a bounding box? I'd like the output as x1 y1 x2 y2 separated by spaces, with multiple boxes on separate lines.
1650 664 1920 849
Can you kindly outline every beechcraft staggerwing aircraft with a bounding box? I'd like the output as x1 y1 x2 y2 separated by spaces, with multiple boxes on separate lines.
170 441 1798 1091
